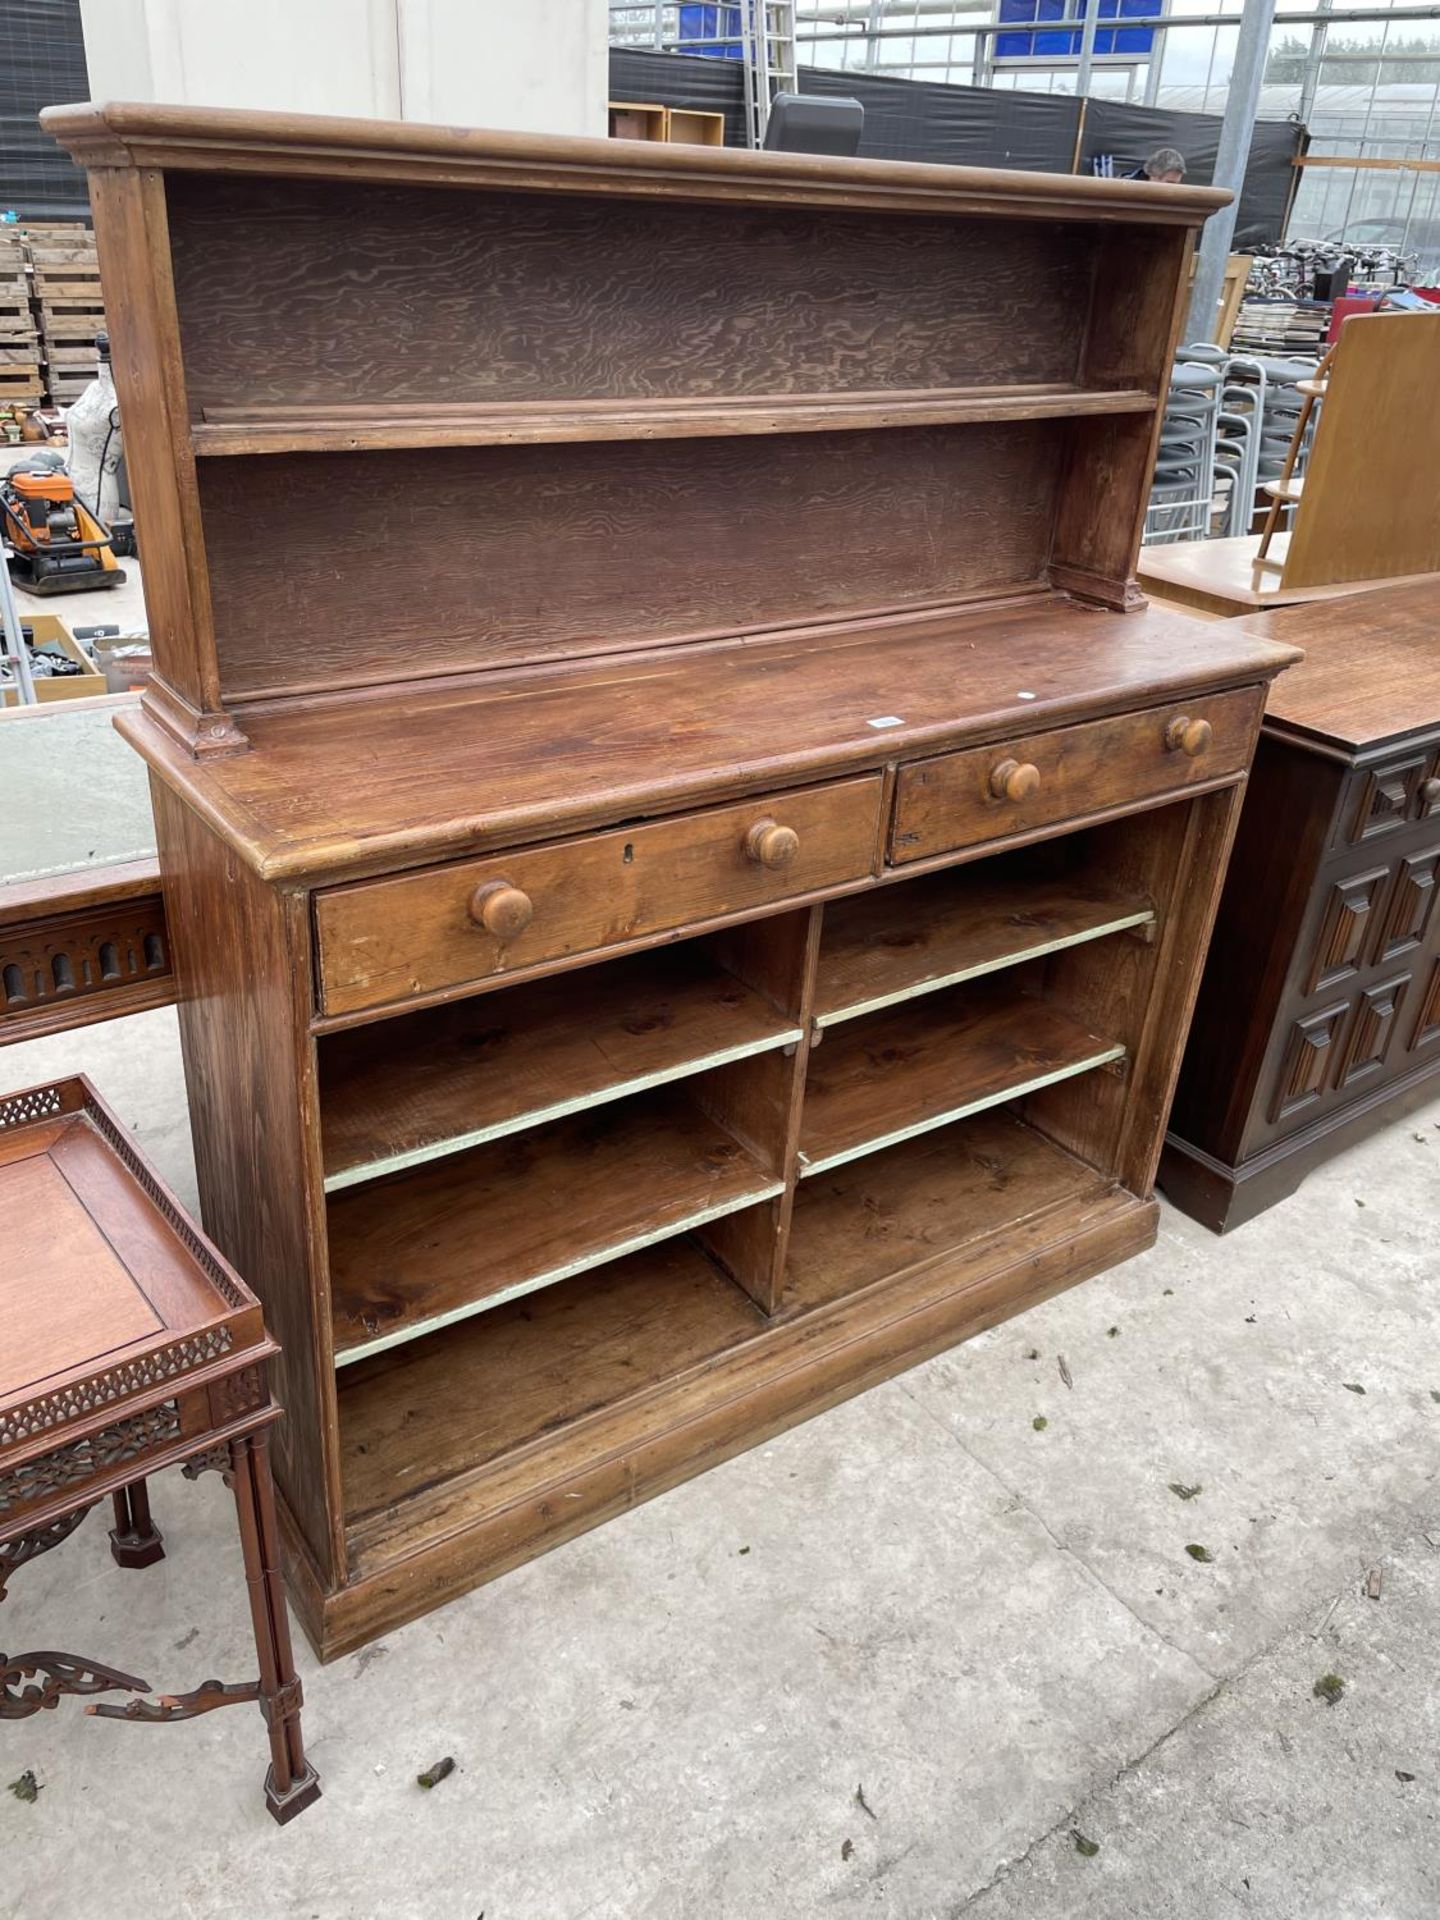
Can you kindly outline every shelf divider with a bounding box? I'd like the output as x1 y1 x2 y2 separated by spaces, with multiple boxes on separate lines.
798 982 1124 1179
329 1087 782 1366
190 383 1158 456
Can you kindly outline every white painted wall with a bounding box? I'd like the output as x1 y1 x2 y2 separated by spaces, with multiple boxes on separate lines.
77 0 607 135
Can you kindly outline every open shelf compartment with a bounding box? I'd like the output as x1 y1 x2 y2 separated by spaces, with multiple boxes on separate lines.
814 858 1154 1029
318 941 801 1193
327 1083 783 1366
336 1105 1121 1570
798 970 1124 1179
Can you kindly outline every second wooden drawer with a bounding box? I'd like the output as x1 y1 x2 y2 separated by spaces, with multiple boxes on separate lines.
316 775 884 1016
889 689 1262 866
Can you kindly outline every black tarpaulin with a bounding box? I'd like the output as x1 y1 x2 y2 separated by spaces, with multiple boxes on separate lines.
0 0 91 220
1080 101 1304 248
795 65 1081 174
608 48 1303 248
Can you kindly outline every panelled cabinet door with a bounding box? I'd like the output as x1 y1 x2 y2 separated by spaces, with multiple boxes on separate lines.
1411 960 1440 1055
1371 843 1440 966
1270 1002 1349 1123
1306 867 1389 993
1335 973 1411 1090
1274 820 1440 1135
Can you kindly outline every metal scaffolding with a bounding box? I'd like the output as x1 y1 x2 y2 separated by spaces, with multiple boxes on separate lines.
610 4 797 140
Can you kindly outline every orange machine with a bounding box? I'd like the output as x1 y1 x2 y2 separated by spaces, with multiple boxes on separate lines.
1 460 126 596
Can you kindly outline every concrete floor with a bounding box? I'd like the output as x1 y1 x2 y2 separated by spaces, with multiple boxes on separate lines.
0 1010 1436 1920
1 556 154 885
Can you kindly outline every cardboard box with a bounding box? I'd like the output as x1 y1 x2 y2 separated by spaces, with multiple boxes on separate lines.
668 110 726 148
0 610 108 706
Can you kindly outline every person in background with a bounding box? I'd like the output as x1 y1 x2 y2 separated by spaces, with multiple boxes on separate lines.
1130 147 1186 184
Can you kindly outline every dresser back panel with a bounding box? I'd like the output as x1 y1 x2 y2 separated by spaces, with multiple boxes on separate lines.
167 175 1094 415
200 421 1064 701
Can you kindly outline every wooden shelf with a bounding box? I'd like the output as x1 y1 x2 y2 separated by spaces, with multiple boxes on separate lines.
339 1236 769 1546
319 946 800 1192
188 384 1158 456
337 1107 1117 1570
814 867 1153 1029
798 980 1123 1178
328 1087 782 1365
783 1109 1113 1316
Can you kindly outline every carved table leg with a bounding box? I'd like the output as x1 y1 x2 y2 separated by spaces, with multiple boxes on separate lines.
2 1650 149 1717
87 1433 319 1821
232 1432 321 1825
109 1478 165 1570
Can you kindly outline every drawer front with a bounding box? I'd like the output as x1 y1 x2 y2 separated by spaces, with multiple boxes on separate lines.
316 775 884 1016
889 688 1262 866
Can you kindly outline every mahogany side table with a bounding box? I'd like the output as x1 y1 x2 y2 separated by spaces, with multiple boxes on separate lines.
0 1074 320 1823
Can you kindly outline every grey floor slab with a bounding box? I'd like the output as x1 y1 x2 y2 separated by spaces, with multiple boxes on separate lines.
0 1005 197 1208
902 1101 1440 1679
0 697 155 884
0 1016 1436 1920
965 1531 1440 1920
1 559 154 885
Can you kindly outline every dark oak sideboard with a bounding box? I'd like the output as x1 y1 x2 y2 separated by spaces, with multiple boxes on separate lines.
45 102 1299 1656
1163 581 1440 1230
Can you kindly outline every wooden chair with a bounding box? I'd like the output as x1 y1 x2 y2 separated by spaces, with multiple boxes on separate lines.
1253 338 1335 569
1140 308 1440 614
0 1075 320 1824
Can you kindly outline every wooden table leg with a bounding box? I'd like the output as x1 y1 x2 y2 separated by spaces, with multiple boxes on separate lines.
109 1478 166 1570
230 1432 322 1825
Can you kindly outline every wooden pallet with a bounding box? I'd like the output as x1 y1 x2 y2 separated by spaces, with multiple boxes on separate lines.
38 302 105 339
45 381 100 406
23 229 105 404
0 233 40 377
0 368 45 404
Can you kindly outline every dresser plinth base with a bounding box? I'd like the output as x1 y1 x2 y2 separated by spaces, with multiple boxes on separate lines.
283 1188 1156 1662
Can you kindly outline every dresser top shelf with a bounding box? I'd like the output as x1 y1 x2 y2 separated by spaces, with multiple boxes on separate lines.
119 595 1301 885
44 99 1227 227
188 384 1159 457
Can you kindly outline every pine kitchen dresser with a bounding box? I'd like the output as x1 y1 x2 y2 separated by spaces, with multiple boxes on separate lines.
45 102 1300 1658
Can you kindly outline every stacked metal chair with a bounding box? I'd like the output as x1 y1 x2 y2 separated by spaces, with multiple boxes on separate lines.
1144 349 1318 546
1143 359 1223 545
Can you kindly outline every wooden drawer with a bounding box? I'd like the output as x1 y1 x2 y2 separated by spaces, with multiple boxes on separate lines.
889 688 1261 866
316 776 884 1016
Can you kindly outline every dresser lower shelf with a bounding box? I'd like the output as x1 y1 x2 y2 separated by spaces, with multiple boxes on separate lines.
290 1109 1156 1660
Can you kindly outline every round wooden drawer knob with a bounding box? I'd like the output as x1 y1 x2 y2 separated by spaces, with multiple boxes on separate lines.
1165 715 1213 757
1421 777 1440 807
744 819 800 869
989 758 1041 804
470 881 533 940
